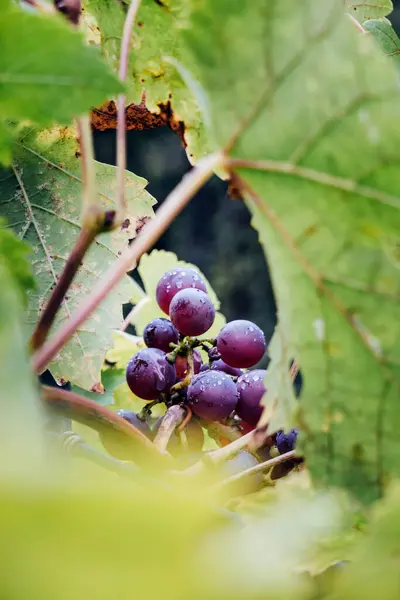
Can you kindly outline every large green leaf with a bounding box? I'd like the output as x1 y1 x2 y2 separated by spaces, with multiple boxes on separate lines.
182 0 400 502
83 0 214 162
0 0 123 162
0 126 155 390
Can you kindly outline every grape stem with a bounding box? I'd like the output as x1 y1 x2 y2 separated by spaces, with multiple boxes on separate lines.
202 421 242 445
121 296 151 332
177 406 192 432
170 349 194 392
213 450 297 490
117 0 142 219
181 430 256 477
153 405 186 452
41 385 170 466
29 227 97 352
51 431 140 480
32 151 224 374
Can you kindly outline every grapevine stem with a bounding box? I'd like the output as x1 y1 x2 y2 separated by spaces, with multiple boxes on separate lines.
214 450 297 489
202 421 242 445
32 152 223 374
153 405 185 452
117 0 142 218
76 115 99 228
41 385 169 465
346 12 367 33
30 227 97 352
121 296 151 331
206 430 255 464
170 350 194 392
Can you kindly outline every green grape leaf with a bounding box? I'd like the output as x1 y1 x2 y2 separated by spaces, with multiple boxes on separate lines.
344 0 393 22
259 321 298 434
0 126 155 390
105 330 145 369
364 17 400 62
0 0 123 162
70 367 126 406
129 250 225 335
83 0 213 162
182 0 400 502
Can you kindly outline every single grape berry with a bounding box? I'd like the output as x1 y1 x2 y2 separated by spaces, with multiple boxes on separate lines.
210 359 243 377
156 267 207 315
153 417 204 455
126 348 176 400
276 429 299 454
175 349 202 379
236 369 267 426
188 371 238 421
143 318 179 353
100 410 152 459
169 288 215 336
117 410 152 437
217 320 266 368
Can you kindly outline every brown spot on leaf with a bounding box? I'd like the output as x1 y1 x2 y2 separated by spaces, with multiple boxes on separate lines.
121 218 131 230
135 216 151 236
91 100 186 147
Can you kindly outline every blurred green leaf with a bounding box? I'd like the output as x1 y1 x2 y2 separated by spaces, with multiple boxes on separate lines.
0 0 123 162
344 0 393 22
333 483 400 600
364 17 400 62
130 250 225 335
182 0 400 502
0 126 155 389
0 230 42 463
83 0 214 162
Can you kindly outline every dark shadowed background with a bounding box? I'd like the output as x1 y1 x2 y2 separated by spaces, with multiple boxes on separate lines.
93 2 400 345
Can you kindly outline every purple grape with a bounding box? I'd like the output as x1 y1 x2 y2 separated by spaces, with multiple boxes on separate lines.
116 410 152 437
188 371 238 421
100 410 152 459
153 417 204 455
175 349 202 379
236 369 267 426
276 429 299 454
143 318 179 353
126 348 176 400
210 359 243 377
156 267 207 315
208 347 221 361
169 288 215 336
217 320 266 368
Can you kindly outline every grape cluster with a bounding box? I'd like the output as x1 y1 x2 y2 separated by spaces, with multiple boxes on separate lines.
103 268 299 478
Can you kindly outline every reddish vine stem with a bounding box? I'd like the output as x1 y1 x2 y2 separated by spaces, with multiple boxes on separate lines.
153 405 186 452
32 152 223 374
30 227 97 352
41 385 169 465
177 406 192 432
117 0 142 217
214 450 297 490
